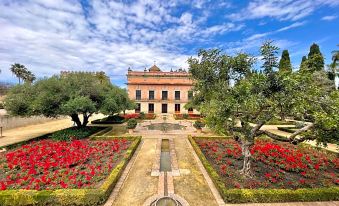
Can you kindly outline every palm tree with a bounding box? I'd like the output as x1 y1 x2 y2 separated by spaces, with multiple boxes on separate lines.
10 63 27 84
22 70 36 84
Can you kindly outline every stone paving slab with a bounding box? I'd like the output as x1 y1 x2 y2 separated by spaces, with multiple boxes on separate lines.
173 137 218 206
112 138 158 206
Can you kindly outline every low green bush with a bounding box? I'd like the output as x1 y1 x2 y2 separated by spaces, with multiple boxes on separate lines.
49 126 104 141
91 115 125 124
188 135 339 203
0 137 141 206
193 120 205 129
277 127 297 133
0 102 4 109
126 118 137 129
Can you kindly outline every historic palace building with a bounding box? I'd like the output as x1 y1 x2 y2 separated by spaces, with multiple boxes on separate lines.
127 64 195 114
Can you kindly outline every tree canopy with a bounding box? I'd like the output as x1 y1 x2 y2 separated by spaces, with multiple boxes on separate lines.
4 73 134 127
278 50 292 73
188 43 338 177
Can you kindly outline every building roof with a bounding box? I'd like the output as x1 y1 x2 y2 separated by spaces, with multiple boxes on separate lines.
149 64 161 72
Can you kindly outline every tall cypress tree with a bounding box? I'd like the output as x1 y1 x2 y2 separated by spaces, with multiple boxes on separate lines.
300 56 308 71
279 50 292 73
307 43 324 72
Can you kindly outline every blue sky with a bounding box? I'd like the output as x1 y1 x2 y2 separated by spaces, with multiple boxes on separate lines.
0 0 338 87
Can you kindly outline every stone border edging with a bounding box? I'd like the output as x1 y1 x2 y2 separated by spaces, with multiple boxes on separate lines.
103 139 144 206
185 138 225 206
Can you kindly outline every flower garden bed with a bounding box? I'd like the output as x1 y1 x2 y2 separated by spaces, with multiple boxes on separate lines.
92 113 156 124
189 136 339 203
0 135 141 205
173 113 202 120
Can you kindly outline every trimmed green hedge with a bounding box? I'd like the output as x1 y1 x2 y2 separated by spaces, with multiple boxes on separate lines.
0 136 141 206
188 135 339 203
277 127 297 133
91 115 125 124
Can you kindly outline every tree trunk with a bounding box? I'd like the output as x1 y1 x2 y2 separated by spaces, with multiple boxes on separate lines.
240 140 254 177
71 114 82 128
280 105 285 121
82 113 90 127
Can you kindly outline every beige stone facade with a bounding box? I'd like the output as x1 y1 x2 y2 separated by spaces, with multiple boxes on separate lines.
126 65 197 114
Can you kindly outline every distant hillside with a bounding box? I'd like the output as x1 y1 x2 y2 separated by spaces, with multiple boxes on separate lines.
0 82 12 96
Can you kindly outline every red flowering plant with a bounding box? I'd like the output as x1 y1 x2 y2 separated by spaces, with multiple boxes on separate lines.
0 139 131 190
195 137 339 189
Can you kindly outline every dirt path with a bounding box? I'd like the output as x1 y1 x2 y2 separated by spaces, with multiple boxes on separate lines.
0 114 104 147
112 138 158 206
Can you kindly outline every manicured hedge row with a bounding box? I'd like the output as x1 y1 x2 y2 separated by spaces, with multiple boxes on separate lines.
188 135 339 203
277 127 297 133
0 136 141 206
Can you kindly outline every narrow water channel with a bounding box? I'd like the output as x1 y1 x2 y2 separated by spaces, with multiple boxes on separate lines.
160 139 171 172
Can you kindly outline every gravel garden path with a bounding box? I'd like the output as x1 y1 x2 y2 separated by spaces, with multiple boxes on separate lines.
0 114 104 148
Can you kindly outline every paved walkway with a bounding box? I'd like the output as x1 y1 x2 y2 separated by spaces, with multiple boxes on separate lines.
112 138 158 206
262 125 338 153
0 114 104 147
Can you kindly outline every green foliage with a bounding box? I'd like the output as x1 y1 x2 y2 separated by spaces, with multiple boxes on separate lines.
139 112 145 119
193 120 205 129
4 73 133 127
260 40 279 74
91 115 125 124
49 127 103 141
188 41 337 148
126 118 137 129
305 43 325 72
183 113 189 119
187 49 255 111
278 50 292 73
0 137 141 206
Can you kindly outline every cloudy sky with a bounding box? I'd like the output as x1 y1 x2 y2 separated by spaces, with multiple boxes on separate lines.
0 0 338 87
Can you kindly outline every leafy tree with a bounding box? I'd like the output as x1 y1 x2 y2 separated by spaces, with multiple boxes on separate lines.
95 72 110 84
260 40 279 74
307 43 325 72
4 73 131 128
278 50 292 73
299 56 308 71
188 42 338 177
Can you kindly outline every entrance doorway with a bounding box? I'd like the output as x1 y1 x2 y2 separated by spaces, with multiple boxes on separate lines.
161 104 168 113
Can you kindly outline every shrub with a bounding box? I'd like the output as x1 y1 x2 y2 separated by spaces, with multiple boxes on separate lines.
183 113 189 119
0 102 4 109
193 120 205 129
49 126 103 141
126 118 137 129
91 115 125 124
139 112 146 119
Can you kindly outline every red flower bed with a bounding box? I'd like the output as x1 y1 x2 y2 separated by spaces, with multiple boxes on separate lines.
195 138 339 189
174 113 202 120
0 139 131 190
120 113 140 119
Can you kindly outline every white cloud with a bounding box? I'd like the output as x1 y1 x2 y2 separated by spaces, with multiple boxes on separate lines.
321 15 338 21
0 0 242 86
228 0 339 21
